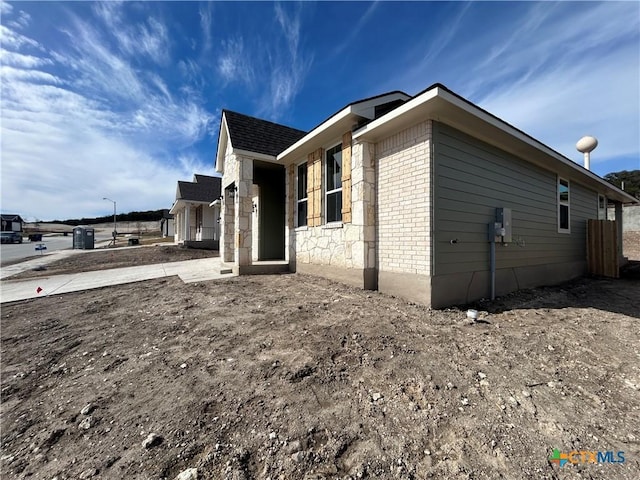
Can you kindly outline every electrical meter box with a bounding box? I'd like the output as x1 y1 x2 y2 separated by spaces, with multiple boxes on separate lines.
496 208 512 243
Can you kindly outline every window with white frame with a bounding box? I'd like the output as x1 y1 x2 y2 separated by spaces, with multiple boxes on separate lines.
558 177 570 233
598 194 607 220
325 143 342 223
297 163 307 227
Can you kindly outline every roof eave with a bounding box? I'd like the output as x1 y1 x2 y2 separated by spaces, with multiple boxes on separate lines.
277 107 356 163
354 86 638 205
233 149 277 162
215 115 230 173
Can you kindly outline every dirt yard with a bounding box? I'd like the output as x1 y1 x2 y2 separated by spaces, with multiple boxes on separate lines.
2 244 639 479
7 245 218 279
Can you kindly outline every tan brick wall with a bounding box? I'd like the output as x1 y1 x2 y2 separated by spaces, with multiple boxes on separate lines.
376 120 432 276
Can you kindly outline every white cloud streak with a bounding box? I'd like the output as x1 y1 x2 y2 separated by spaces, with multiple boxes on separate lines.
1 3 216 220
262 2 311 119
199 2 213 53
471 2 640 170
217 37 255 86
396 1 639 174
332 1 379 57
212 2 312 120
93 1 170 64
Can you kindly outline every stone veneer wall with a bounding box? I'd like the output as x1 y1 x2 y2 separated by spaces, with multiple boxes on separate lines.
292 135 377 287
220 139 254 267
295 224 363 268
376 120 432 276
234 155 253 266
221 141 236 262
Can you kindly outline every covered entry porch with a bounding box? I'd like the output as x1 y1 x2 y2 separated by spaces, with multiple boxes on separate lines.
221 158 289 274
171 200 220 250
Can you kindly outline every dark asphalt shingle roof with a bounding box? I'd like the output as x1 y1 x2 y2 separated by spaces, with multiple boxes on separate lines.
1 214 23 222
176 175 221 203
224 110 307 157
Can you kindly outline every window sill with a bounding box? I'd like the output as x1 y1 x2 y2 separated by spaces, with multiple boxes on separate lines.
295 226 308 232
323 222 343 229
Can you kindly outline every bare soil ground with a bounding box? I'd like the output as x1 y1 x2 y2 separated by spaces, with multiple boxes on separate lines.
1 246 639 478
7 245 218 279
623 231 640 260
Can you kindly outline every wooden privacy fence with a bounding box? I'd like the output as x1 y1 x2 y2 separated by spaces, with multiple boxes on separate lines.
587 219 619 278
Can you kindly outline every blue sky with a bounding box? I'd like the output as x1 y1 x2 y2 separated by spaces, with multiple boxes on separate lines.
1 1 639 221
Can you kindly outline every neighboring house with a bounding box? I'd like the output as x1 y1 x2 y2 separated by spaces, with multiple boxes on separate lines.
1 214 24 232
160 209 175 238
214 83 638 307
169 174 222 250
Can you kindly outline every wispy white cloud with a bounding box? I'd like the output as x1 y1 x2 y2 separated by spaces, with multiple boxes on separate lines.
93 1 170 64
1 3 216 220
0 23 42 50
470 2 639 170
0 65 59 84
0 49 52 68
274 1 300 60
212 2 311 120
6 8 30 29
332 1 379 57
199 2 213 53
261 2 311 119
1 1 13 15
394 1 639 175
217 37 255 86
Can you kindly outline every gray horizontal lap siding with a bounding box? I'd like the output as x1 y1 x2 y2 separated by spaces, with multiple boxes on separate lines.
433 122 596 276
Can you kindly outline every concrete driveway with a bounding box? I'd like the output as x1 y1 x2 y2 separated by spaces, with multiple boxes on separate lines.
0 255 234 303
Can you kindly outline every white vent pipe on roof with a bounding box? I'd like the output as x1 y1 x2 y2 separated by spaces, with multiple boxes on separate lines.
576 135 598 170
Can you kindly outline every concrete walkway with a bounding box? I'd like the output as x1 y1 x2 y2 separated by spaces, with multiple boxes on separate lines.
1 255 235 303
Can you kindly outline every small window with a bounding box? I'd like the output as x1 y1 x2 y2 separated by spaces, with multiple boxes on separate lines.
558 177 570 233
296 163 307 227
325 143 342 223
598 194 607 220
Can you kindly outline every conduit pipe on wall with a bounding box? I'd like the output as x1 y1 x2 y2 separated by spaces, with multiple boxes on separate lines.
489 231 496 301
489 230 496 301
488 208 512 301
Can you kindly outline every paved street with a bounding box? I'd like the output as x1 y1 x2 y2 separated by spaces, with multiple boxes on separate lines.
0 231 114 264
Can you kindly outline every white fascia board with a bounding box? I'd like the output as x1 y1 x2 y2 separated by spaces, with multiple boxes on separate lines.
353 88 440 140
351 92 412 119
170 199 217 214
354 86 637 204
215 116 230 173
169 200 183 215
209 199 222 207
232 149 277 162
277 107 352 162
277 92 413 164
436 89 638 204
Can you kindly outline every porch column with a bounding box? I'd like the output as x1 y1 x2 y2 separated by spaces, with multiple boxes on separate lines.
184 205 190 241
360 140 377 289
235 157 253 268
223 189 235 262
174 212 181 243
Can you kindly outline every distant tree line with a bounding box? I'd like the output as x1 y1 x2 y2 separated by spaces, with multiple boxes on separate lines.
51 209 167 226
603 170 640 199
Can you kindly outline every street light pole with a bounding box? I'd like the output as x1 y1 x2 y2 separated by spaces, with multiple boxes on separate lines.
103 197 117 246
